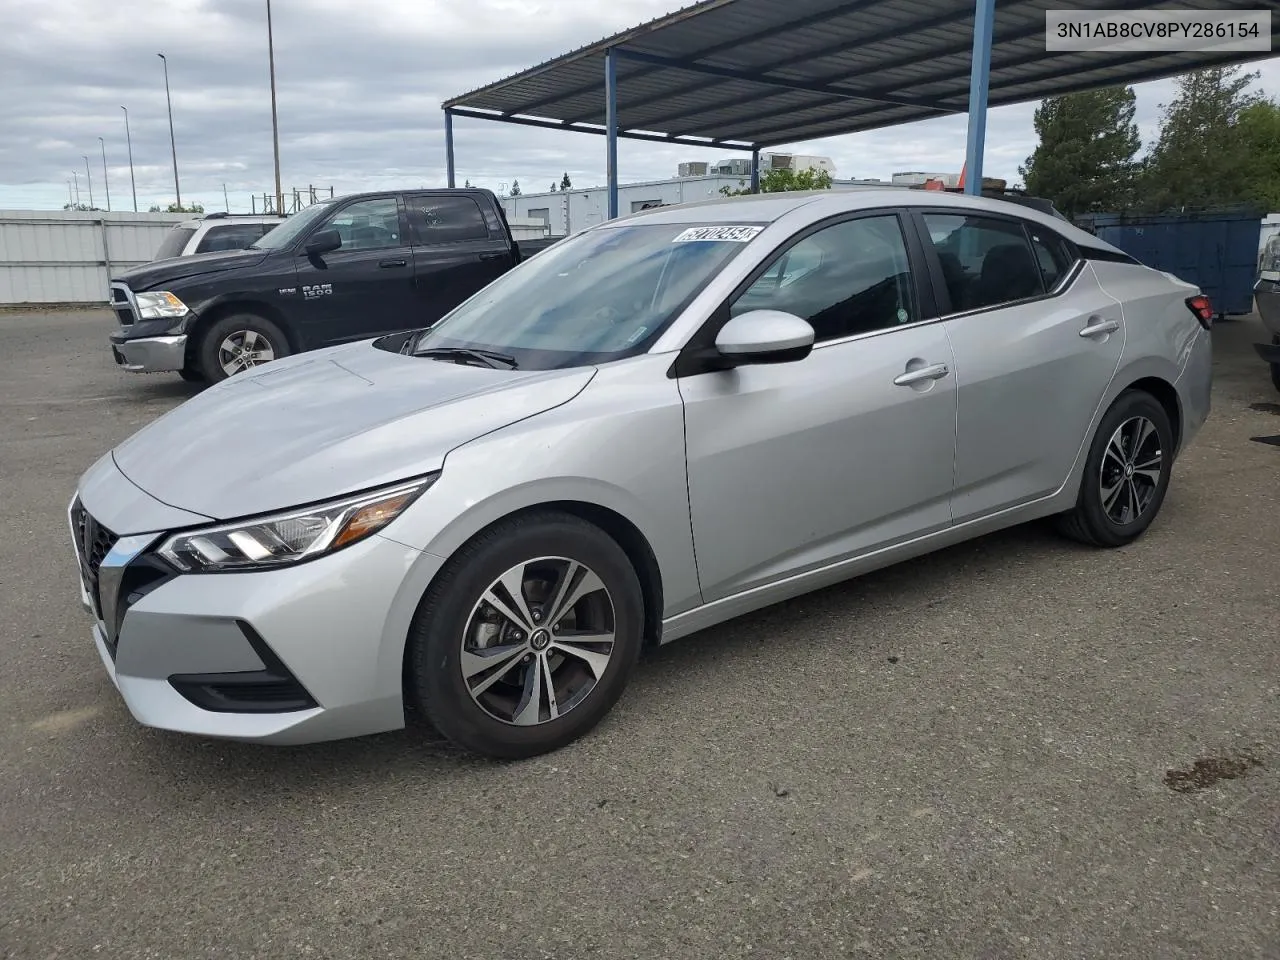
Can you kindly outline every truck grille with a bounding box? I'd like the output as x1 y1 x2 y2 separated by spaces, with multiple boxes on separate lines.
110 283 138 327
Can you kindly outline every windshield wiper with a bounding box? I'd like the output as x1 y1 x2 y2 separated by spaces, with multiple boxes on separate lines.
416 346 519 369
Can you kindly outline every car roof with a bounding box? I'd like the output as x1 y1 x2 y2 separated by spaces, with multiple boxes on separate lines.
609 187 1118 256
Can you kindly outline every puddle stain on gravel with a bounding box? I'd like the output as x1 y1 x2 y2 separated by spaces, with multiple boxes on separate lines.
1164 751 1263 793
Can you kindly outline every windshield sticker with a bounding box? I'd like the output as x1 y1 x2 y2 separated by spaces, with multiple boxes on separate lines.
624 326 649 345
673 225 763 243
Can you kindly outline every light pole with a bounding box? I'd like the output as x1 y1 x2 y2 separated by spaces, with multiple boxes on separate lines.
98 137 111 211
83 155 94 209
158 52 181 209
72 171 80 206
121 106 138 212
267 0 284 216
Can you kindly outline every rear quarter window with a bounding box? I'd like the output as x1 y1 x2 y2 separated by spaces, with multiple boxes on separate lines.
153 226 197 260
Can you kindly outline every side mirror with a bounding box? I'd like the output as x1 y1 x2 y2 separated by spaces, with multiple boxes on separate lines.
304 228 342 257
714 309 814 365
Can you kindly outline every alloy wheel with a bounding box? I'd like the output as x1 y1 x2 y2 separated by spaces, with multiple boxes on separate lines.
1100 415 1163 525
461 556 616 726
217 329 276 376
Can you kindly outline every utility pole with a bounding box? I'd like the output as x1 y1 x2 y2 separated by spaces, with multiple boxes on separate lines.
223 183 230 212
267 0 284 217
121 106 138 212
67 180 73 206
83 155 94 209
98 137 111 211
158 53 181 209
72 171 80 206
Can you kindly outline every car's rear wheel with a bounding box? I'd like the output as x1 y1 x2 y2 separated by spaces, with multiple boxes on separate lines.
1055 389 1174 548
197 313 290 383
405 511 644 760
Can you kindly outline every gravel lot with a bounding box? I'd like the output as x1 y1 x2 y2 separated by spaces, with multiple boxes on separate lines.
2 308 1278 959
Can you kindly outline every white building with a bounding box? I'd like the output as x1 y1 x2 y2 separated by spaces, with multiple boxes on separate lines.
503 156 886 237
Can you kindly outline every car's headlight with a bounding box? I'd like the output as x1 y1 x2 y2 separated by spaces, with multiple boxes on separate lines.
135 290 190 320
157 476 436 573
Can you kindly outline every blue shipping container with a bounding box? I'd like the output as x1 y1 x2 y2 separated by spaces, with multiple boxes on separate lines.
1076 210 1262 315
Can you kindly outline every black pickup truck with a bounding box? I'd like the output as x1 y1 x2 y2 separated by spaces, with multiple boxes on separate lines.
107 188 558 383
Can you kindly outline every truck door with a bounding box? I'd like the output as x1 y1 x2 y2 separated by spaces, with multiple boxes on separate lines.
293 194 418 345
403 193 514 327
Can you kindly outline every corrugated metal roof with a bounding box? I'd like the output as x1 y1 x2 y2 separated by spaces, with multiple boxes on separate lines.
444 0 1280 148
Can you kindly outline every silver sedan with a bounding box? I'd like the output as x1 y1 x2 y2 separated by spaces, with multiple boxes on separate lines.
69 188 1213 759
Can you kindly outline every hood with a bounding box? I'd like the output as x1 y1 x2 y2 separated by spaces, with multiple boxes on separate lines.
116 248 270 291
110 340 597 520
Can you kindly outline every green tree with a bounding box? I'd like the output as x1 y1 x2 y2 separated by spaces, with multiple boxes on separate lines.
1142 65 1262 211
1235 98 1280 211
719 166 834 196
149 202 205 213
510 180 521 196
560 172 572 190
1018 86 1141 217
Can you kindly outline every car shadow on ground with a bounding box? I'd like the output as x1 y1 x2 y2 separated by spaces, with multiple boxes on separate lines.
119 517 1075 800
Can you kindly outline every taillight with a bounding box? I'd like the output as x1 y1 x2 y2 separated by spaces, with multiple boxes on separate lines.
1186 294 1214 330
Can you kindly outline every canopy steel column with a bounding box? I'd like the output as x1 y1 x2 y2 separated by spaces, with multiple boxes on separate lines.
605 48 619 220
444 108 456 188
963 0 995 195
751 148 760 193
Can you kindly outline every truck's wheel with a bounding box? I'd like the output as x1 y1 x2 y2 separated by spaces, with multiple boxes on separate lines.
197 313 290 383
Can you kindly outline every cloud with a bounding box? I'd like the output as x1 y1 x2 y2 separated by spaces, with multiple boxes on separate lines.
1 0 1277 211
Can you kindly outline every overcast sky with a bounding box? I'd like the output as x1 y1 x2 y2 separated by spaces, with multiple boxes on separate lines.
2 0 1277 213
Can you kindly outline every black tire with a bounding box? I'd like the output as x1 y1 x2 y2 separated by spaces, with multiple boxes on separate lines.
1270 362 1280 394
406 511 644 760
196 312 290 383
177 366 204 383
1055 389 1175 548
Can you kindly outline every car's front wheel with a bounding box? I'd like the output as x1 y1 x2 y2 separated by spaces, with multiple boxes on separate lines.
406 511 645 760
1055 388 1174 548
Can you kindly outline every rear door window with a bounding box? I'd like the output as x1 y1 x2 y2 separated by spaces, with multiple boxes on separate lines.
921 213 1046 312
405 195 490 245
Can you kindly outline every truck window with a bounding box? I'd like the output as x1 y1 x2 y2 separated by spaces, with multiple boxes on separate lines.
406 195 488 245
326 198 402 251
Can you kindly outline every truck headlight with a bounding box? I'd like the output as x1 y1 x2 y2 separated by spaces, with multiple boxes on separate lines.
135 290 190 320
157 476 436 573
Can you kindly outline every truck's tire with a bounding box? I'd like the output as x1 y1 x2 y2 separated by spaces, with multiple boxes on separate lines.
197 313 291 383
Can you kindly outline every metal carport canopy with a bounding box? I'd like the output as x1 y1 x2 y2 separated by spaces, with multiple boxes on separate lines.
442 0 1279 212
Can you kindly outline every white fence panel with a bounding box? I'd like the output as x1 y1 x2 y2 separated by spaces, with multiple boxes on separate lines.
0 210 188 305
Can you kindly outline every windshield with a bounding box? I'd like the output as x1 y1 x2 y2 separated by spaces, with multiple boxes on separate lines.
249 201 334 250
412 221 762 369
152 225 196 261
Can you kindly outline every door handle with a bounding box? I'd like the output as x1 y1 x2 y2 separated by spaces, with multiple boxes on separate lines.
478 252 505 262
893 362 949 386
379 258 407 268
1078 317 1119 338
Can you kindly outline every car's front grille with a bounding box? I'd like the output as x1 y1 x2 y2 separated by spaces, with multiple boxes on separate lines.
71 498 118 586
70 498 121 655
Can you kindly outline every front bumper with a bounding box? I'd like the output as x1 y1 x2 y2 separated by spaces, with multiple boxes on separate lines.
108 332 188 373
69 468 443 745
1254 338 1280 366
